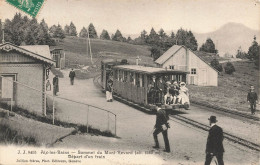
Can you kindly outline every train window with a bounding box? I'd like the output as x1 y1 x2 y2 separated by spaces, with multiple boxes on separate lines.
191 68 196 74
119 70 123 82
115 70 118 79
136 73 140 87
123 71 127 82
130 72 134 83
141 75 144 87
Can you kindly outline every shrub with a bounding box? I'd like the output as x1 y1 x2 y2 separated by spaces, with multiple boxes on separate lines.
210 59 223 72
224 62 235 74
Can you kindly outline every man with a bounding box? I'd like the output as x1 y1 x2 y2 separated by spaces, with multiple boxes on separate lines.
106 79 113 102
157 77 165 105
148 76 157 104
205 116 224 165
69 68 76 85
247 85 258 115
153 107 170 152
53 75 59 96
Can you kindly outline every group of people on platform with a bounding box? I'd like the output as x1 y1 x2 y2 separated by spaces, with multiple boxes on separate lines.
148 76 190 107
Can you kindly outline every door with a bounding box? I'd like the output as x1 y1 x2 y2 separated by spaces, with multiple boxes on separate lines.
0 75 15 102
199 69 207 85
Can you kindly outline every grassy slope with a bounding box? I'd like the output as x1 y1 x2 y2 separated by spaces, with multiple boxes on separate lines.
188 60 259 112
57 37 258 112
56 36 153 66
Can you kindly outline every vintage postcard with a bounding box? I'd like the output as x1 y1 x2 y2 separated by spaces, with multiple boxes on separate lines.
0 0 259 164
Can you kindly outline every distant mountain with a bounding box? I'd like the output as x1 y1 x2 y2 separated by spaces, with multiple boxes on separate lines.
194 22 260 56
125 22 259 57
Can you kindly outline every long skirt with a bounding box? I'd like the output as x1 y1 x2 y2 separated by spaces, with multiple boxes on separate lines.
106 91 113 101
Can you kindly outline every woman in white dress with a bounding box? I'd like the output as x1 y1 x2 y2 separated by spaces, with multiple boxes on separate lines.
178 82 190 105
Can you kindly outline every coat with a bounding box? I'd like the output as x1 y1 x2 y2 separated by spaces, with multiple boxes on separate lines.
247 92 258 103
69 71 76 79
53 77 59 91
155 109 169 128
206 125 224 154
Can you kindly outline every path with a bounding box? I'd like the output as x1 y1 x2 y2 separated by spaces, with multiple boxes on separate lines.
48 69 259 165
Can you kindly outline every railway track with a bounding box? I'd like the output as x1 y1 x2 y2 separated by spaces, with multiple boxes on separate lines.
93 75 260 151
170 114 260 152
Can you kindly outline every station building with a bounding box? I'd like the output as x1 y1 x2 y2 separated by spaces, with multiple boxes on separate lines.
0 42 55 115
155 45 218 86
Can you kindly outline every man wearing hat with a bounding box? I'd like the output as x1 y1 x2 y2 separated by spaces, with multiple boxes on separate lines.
153 107 171 152
205 116 224 165
53 75 59 96
247 85 258 115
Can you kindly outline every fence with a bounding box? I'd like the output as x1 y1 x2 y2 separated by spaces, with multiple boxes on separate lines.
0 75 117 136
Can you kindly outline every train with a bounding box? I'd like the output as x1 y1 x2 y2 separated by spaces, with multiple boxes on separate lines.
101 59 190 112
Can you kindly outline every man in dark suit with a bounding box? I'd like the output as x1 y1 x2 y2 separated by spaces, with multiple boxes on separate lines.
205 116 224 165
153 107 170 152
69 68 76 85
53 75 59 96
247 85 258 115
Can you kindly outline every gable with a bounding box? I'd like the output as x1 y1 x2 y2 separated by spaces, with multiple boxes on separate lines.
157 45 218 73
0 51 38 63
0 43 55 65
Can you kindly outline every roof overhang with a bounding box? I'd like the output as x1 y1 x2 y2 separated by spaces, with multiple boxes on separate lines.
0 42 56 65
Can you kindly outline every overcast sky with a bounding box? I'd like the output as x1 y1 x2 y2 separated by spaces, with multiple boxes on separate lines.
0 0 259 35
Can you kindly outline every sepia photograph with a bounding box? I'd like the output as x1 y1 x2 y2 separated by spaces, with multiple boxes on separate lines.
0 0 259 164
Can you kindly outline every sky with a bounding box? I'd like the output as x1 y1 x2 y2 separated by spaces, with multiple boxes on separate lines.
0 0 259 36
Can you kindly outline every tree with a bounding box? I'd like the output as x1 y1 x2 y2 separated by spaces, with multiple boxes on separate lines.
100 29 110 40
69 22 77 36
158 28 167 39
53 24 65 39
79 27 88 38
199 38 217 53
140 30 148 43
88 23 98 38
175 28 198 51
248 36 259 60
236 46 248 59
210 59 223 72
64 25 70 36
127 36 133 43
112 29 124 42
24 18 41 45
49 25 57 37
146 28 159 45
224 62 235 74
150 46 162 61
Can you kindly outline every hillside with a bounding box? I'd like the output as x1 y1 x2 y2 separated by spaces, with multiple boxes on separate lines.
188 60 259 112
55 36 154 67
194 22 260 56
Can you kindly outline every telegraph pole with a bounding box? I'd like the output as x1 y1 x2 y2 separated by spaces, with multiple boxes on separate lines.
1 21 5 44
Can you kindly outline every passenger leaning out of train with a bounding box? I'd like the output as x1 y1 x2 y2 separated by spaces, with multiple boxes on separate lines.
157 77 165 105
164 80 180 105
148 76 157 104
106 79 113 102
178 82 190 105
164 81 174 105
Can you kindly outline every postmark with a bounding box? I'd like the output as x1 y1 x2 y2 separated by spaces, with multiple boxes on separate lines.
5 0 45 17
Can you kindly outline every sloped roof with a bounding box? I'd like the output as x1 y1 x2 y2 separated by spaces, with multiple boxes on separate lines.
20 45 52 59
155 45 182 64
155 45 218 73
114 65 188 75
0 42 55 65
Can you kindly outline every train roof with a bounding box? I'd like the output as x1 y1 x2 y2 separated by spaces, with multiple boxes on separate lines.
113 65 189 75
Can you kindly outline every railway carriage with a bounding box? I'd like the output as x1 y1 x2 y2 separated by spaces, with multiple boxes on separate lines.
101 60 189 112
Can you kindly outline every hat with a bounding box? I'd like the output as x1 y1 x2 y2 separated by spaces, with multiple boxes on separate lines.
250 86 254 89
208 116 217 123
180 82 186 86
173 81 178 85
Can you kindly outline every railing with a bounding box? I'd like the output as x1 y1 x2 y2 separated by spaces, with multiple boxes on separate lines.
0 75 117 135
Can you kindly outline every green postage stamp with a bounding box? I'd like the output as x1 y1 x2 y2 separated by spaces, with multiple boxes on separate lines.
6 0 45 17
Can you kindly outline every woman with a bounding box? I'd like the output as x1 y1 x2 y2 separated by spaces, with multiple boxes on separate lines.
178 82 190 106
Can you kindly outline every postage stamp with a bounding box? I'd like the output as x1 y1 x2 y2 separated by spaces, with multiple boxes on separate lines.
5 0 44 17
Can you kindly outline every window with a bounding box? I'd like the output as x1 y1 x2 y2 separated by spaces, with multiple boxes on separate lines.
169 65 175 70
191 68 196 74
